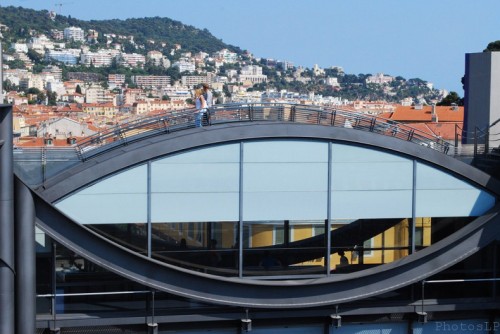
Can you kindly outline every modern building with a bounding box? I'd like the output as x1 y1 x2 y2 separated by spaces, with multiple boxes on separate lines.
172 60 196 73
119 53 146 68
181 75 212 87
463 51 500 145
81 50 116 67
1 102 500 334
63 27 85 42
45 50 79 65
132 75 171 88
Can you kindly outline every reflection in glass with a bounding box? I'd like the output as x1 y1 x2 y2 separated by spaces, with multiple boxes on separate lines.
243 220 327 277
52 140 497 281
151 222 239 276
88 223 148 255
331 218 410 273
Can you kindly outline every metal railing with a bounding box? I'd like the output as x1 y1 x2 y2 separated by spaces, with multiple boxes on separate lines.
74 103 453 161
454 119 500 157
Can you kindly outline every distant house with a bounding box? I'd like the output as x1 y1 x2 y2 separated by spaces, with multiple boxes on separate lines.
383 104 464 140
37 117 98 139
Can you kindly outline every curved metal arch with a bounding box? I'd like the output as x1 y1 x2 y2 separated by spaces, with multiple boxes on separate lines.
30 122 500 308
37 122 500 203
31 182 500 308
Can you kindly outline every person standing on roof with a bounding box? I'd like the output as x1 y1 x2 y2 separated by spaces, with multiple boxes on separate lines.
201 83 213 125
201 83 213 107
194 88 207 127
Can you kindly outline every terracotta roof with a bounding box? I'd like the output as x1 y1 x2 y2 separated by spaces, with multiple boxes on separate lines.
15 137 77 147
390 105 463 122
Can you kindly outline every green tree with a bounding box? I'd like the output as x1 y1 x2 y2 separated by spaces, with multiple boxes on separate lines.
3 79 19 92
436 91 463 106
47 91 57 106
75 85 82 94
26 87 41 95
6 59 26 69
484 40 500 52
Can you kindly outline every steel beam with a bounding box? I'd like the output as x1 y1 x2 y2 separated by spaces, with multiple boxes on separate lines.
0 105 15 333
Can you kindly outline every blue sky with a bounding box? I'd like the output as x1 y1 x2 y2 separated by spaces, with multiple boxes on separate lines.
2 0 500 95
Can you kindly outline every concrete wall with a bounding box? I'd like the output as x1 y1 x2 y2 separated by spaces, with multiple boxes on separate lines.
464 52 500 144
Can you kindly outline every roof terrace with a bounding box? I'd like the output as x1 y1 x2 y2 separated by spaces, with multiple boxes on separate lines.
13 102 493 186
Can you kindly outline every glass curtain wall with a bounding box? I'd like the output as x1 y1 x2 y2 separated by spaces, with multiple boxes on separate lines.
151 144 240 276
55 140 496 278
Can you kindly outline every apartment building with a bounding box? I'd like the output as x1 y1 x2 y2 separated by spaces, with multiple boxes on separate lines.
181 75 212 87
64 26 85 42
45 49 79 65
146 50 170 68
108 74 126 89
132 75 171 88
81 50 117 67
119 53 146 68
81 102 118 118
238 65 268 84
172 59 196 73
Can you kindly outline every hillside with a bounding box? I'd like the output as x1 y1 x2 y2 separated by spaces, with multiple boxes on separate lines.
0 6 241 55
0 6 452 103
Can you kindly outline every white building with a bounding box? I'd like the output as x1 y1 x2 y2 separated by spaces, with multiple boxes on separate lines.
132 76 171 88
366 73 394 85
86 86 114 104
45 81 66 97
119 53 146 68
81 50 117 67
42 65 63 81
28 35 55 52
19 74 45 91
325 77 340 87
241 65 263 76
172 60 196 73
146 51 170 68
238 65 267 84
10 43 28 53
108 74 126 90
181 75 212 87
64 27 85 42
37 117 96 139
213 49 238 63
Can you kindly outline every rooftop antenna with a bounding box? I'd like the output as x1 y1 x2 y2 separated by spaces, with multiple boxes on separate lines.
54 2 73 16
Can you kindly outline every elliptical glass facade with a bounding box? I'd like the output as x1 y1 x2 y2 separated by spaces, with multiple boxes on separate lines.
54 140 495 278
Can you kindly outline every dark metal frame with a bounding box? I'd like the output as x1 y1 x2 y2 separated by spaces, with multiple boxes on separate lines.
29 121 500 308
70 103 452 162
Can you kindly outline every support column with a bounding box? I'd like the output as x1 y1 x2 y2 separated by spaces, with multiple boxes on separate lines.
15 178 36 334
0 104 15 334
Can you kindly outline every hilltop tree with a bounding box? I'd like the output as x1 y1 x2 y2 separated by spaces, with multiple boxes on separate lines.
484 40 500 52
436 91 463 106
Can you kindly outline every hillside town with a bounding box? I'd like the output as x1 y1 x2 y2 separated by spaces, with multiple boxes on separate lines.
1 22 459 148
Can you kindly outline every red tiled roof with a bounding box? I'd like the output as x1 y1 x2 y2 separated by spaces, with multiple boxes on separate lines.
15 137 77 147
390 105 463 122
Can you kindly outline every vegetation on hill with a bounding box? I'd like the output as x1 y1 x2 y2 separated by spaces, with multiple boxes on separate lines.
1 6 457 103
0 6 241 55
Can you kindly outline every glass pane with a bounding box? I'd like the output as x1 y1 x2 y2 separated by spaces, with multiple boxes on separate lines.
151 221 239 276
331 143 413 219
415 216 475 251
151 144 240 223
243 220 327 277
88 223 148 255
331 218 410 273
243 141 328 221
56 165 148 224
416 162 495 217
